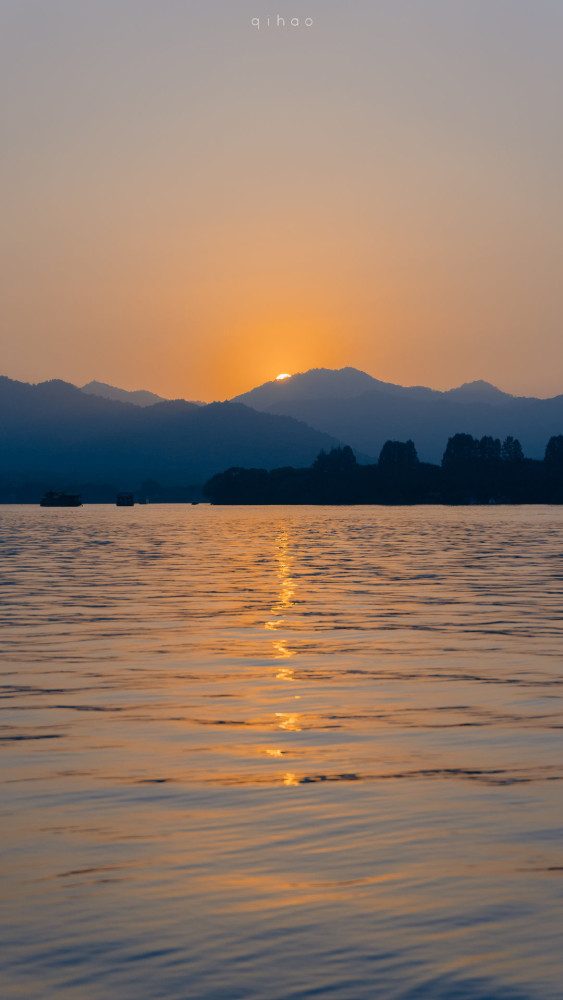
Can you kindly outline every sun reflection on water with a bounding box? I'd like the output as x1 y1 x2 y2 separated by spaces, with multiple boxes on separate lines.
266 528 297 669
283 772 300 787
273 530 295 615
269 530 302 741
273 644 295 663
275 666 295 680
275 712 302 732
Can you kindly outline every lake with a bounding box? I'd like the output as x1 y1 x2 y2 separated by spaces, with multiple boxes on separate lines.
1 505 562 999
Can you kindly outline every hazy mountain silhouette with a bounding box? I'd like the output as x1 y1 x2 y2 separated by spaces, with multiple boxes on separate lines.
81 380 166 407
3 369 561 495
233 367 563 462
80 380 205 408
444 379 512 404
0 377 343 488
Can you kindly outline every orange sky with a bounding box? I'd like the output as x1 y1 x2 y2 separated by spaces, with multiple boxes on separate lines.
1 1 562 400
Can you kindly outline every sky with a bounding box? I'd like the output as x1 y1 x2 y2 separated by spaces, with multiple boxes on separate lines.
1 0 562 400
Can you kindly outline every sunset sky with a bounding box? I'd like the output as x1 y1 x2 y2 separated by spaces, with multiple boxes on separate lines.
1 0 562 400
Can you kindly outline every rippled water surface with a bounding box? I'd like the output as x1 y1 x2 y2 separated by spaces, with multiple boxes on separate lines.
1 504 562 999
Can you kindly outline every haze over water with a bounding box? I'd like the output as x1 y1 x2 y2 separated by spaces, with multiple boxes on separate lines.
1 504 562 999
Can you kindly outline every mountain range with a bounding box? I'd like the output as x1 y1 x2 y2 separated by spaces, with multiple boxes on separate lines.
0 368 561 497
81 367 563 464
0 377 340 493
80 380 205 408
232 368 563 463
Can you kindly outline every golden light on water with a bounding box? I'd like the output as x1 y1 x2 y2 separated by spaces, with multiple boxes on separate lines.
275 666 295 681
273 641 295 661
274 531 295 613
267 532 298 663
283 772 300 787
276 713 302 732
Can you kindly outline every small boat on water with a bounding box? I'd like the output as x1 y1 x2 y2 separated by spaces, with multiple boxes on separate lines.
116 492 135 506
40 491 82 507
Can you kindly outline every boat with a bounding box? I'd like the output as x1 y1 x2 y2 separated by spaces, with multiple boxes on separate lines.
116 492 135 506
40 491 82 507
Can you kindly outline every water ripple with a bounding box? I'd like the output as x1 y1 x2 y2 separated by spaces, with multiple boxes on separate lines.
0 505 562 1000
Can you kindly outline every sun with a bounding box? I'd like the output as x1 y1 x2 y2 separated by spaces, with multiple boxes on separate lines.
276 373 291 381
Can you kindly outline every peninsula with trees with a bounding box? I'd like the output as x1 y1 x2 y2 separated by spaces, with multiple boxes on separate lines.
204 434 563 505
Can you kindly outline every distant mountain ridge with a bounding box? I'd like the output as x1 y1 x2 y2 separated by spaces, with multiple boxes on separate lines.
444 379 515 404
1 369 561 498
0 376 343 490
232 368 562 461
80 380 205 408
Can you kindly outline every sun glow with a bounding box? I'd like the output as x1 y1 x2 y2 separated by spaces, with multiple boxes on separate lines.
276 373 291 380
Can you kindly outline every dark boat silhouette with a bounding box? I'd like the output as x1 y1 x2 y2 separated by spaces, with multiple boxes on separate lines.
116 492 135 506
40 491 82 507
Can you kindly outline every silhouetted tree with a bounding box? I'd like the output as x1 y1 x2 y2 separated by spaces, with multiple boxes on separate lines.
312 446 357 474
501 436 524 463
378 440 419 470
442 433 479 468
478 436 501 463
203 433 562 505
545 435 563 467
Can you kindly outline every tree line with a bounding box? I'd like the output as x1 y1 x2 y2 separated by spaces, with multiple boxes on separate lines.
204 434 563 505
